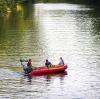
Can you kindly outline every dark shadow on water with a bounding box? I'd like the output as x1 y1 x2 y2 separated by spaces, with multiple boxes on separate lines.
30 71 68 82
22 71 68 83
45 71 68 82
22 73 32 83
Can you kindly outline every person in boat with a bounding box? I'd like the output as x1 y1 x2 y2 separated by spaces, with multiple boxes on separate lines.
27 59 33 72
45 59 52 68
20 59 29 74
20 59 33 74
58 57 64 66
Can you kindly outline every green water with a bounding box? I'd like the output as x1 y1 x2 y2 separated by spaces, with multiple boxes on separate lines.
0 3 100 99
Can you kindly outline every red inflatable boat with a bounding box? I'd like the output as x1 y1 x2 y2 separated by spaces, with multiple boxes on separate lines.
29 64 68 75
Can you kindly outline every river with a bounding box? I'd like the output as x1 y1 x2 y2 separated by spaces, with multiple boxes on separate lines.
0 3 100 99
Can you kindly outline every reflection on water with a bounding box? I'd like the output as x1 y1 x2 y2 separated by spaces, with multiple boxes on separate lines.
22 71 67 83
0 3 100 99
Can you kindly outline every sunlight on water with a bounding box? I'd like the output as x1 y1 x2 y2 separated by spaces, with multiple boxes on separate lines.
42 3 93 11
34 3 94 63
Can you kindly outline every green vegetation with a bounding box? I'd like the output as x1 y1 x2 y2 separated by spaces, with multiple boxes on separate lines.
0 0 33 14
69 0 100 5
0 0 100 14
43 0 100 4
0 0 16 13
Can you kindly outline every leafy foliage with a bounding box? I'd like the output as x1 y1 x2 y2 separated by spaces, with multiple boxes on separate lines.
0 0 100 14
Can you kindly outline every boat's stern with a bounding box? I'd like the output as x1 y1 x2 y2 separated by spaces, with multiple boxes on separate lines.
64 64 68 69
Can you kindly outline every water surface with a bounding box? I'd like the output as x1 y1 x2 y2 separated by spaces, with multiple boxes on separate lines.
0 3 100 99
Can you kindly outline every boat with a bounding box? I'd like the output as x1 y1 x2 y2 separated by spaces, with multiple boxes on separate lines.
29 64 68 75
